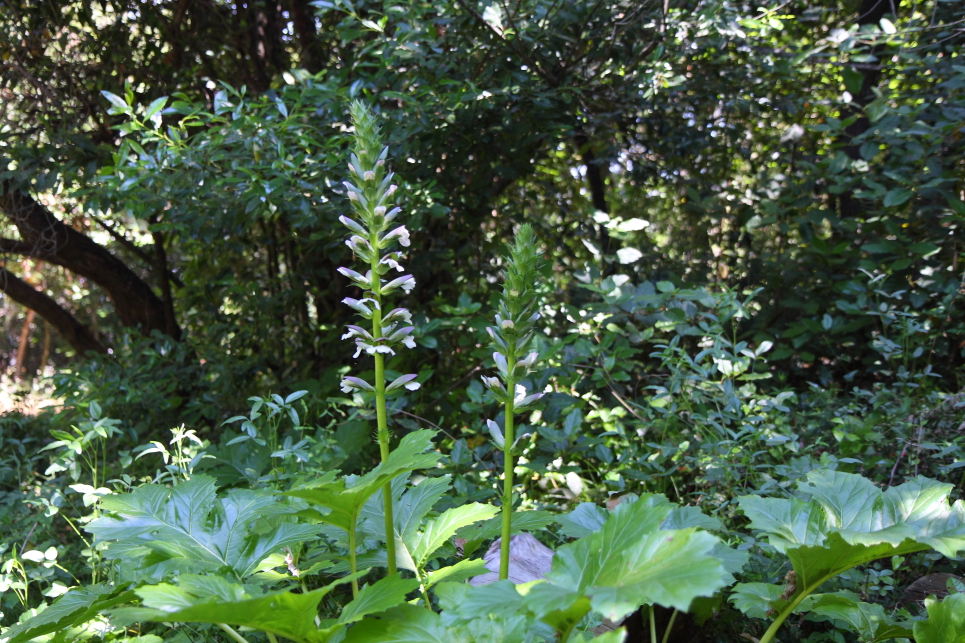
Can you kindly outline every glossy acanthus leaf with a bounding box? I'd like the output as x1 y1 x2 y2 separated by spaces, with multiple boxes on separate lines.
914 593 965 643
733 470 965 622
108 572 416 643
805 593 914 642
1 585 135 643
536 496 731 620
285 430 440 535
87 476 318 581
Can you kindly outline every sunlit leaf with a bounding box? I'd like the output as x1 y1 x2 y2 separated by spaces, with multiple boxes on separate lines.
2 585 135 643
110 573 361 643
88 476 317 580
914 593 965 643
735 471 965 617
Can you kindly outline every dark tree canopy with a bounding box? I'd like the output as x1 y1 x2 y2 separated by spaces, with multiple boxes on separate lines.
0 0 962 399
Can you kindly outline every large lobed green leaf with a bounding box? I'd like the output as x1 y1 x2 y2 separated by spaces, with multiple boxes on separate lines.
285 429 440 534
1 585 135 643
336 575 420 627
739 471 965 557
342 603 550 643
540 495 733 620
87 475 318 580
359 474 451 543
734 470 965 616
914 593 965 643
111 572 413 643
397 502 499 573
111 574 348 643
805 593 913 643
557 495 722 540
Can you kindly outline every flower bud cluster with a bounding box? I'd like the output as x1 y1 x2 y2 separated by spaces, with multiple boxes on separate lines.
481 224 543 416
338 101 419 396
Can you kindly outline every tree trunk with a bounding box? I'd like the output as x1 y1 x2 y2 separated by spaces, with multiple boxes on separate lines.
0 268 106 355
574 133 613 273
288 0 324 73
0 181 179 339
151 228 179 338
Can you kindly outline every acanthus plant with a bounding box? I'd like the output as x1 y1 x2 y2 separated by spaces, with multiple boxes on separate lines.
480 223 544 579
336 100 420 578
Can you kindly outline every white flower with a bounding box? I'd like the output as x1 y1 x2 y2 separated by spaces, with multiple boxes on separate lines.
342 182 366 206
480 375 504 392
380 254 404 272
486 326 508 350
374 206 386 217
386 373 420 392
337 267 370 286
386 325 415 343
486 419 504 448
351 340 397 358
386 184 397 197
363 170 376 181
342 297 378 318
382 274 415 295
402 336 416 349
340 376 375 393
513 384 543 409
381 225 411 248
501 319 515 330
493 352 509 377
384 207 401 223
345 236 374 260
341 325 374 341
338 215 367 235
349 154 364 176
382 308 412 325
516 351 538 372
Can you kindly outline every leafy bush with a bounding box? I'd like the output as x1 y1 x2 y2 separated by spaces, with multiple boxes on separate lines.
4 102 965 643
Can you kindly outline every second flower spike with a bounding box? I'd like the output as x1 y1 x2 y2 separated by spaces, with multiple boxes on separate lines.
480 223 545 581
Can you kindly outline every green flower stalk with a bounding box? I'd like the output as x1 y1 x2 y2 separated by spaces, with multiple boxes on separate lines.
338 101 419 577
481 223 543 580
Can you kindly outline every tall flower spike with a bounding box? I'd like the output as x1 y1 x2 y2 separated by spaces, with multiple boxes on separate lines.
337 101 421 578
479 223 544 581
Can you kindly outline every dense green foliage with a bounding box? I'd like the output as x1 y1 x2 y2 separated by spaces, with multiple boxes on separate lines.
1 0 964 641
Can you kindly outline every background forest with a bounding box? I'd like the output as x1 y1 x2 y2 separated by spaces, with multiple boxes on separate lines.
1 0 965 642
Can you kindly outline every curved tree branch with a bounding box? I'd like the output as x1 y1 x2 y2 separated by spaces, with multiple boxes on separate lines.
0 180 180 339
0 267 106 355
